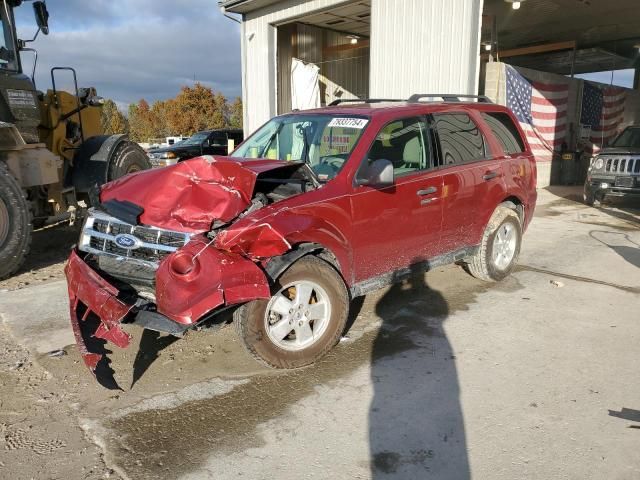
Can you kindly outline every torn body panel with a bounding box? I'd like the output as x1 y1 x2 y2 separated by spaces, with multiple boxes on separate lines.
155 237 271 324
65 235 273 382
99 156 310 232
65 249 133 387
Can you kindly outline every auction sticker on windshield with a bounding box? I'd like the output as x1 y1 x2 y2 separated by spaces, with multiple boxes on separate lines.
327 118 369 129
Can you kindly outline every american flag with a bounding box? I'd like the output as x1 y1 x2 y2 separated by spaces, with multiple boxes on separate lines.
506 65 569 162
581 81 626 153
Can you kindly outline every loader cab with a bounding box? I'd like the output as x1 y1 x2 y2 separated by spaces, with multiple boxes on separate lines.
0 1 20 72
0 0 48 144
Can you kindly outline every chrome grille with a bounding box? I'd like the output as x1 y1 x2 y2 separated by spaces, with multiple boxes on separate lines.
79 209 191 268
604 156 640 174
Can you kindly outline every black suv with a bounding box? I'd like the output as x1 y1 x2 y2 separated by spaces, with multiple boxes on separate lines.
584 125 640 205
148 128 244 167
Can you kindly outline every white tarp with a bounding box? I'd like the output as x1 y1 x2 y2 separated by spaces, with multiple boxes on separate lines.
291 58 320 111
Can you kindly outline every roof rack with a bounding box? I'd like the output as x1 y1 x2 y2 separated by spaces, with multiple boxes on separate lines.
408 94 493 103
328 98 405 106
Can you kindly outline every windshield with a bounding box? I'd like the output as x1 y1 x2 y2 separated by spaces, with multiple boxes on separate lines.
182 132 209 146
0 3 18 71
231 114 369 181
611 127 640 149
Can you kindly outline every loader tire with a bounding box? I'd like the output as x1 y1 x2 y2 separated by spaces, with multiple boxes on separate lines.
107 141 152 181
0 163 31 280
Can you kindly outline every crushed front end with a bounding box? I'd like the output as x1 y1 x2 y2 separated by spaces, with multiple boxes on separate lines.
64 156 309 387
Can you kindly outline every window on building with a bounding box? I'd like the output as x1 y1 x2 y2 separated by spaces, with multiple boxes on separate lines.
433 113 486 165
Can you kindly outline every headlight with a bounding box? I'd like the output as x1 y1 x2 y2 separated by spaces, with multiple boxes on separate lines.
160 151 177 159
593 157 604 170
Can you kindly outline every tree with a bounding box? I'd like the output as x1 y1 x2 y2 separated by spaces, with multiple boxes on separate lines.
100 99 129 135
229 97 243 129
165 83 228 136
128 99 156 143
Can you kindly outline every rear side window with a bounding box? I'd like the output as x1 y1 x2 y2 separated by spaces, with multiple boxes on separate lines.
481 112 526 154
433 113 486 165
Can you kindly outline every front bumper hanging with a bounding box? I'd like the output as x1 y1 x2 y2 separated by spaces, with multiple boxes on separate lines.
65 239 272 388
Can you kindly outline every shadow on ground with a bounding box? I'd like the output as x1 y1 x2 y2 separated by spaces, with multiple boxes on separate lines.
590 231 640 269
369 264 469 479
545 186 640 226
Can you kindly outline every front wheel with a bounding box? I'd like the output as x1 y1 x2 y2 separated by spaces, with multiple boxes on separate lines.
234 256 349 369
0 163 31 279
465 205 522 282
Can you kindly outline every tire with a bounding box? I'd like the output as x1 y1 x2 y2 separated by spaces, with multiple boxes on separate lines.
107 141 152 181
466 205 522 282
583 185 598 207
234 256 349 369
0 162 32 280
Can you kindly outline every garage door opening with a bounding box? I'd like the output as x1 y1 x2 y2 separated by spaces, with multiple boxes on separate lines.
276 1 371 114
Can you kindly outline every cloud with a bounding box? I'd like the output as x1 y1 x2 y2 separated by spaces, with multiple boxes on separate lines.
14 0 241 107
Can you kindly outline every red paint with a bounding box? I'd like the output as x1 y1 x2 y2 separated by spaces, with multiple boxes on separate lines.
65 250 132 371
66 101 537 382
100 156 301 233
155 237 271 324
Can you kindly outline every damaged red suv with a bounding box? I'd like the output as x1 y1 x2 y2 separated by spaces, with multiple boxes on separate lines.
65 95 536 386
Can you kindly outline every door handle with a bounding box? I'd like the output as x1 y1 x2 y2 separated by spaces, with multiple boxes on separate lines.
416 186 437 196
483 171 499 181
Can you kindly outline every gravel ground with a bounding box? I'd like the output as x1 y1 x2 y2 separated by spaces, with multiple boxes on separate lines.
0 224 78 291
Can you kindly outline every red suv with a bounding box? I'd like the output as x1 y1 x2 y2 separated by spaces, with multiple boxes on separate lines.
65 95 536 386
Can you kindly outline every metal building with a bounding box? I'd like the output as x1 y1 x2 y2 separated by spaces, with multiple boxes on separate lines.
220 0 483 135
219 0 640 187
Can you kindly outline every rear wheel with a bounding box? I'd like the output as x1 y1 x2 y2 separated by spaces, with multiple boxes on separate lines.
234 256 349 369
0 163 31 279
466 205 522 282
107 141 152 180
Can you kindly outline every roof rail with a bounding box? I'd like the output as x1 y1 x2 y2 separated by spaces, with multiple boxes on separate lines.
328 98 405 106
408 94 493 103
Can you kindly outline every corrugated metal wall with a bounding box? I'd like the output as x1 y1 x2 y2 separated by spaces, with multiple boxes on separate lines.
369 0 484 98
277 23 369 114
242 0 351 134
243 0 484 134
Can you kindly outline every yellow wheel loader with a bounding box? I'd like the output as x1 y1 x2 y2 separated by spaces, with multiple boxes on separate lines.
0 0 151 279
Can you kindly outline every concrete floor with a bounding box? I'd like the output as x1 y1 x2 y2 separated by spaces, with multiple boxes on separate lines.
0 186 639 479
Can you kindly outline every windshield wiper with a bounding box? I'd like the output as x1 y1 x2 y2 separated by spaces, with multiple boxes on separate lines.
301 125 311 163
260 123 284 158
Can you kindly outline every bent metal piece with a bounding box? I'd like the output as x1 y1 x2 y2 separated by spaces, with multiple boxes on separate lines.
65 237 273 385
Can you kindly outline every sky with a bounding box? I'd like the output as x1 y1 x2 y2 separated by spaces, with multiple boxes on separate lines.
576 69 635 88
14 0 241 110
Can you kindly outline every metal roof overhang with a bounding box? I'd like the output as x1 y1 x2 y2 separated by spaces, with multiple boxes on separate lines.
219 0 281 14
483 0 640 74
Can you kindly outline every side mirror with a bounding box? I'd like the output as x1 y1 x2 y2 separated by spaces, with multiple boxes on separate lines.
357 158 394 188
33 1 49 35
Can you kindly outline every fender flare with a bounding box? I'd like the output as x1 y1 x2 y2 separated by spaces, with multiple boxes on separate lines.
69 134 129 194
263 243 343 284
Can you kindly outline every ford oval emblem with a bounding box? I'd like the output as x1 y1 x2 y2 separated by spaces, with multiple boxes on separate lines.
114 233 140 250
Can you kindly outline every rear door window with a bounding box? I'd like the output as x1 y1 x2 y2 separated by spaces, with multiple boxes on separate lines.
481 112 526 155
433 113 486 165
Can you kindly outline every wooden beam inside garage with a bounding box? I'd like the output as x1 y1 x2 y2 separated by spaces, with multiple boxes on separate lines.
498 40 576 59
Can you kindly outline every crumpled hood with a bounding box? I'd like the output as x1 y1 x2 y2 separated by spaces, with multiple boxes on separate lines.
99 155 295 233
